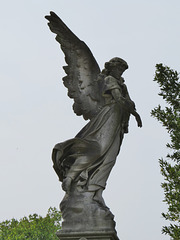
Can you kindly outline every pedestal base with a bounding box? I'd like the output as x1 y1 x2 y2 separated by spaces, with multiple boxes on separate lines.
56 230 119 240
57 181 119 240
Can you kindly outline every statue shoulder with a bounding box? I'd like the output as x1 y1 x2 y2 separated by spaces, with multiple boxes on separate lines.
104 76 120 89
102 75 121 97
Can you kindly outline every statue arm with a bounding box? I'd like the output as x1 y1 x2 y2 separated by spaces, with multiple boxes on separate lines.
111 88 142 127
111 88 125 103
103 76 124 103
122 85 142 127
103 76 142 127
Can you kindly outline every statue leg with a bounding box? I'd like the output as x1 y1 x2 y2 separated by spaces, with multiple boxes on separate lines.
66 154 97 181
62 140 101 192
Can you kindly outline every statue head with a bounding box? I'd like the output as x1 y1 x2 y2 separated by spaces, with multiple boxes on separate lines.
103 57 128 78
105 57 128 71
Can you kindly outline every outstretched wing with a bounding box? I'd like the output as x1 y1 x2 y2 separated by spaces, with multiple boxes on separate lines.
45 12 103 120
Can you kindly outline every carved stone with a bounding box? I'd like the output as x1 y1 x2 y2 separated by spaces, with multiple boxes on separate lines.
60 184 115 232
45 11 142 239
56 231 119 240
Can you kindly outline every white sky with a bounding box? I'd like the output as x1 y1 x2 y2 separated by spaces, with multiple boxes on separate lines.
1 1 180 240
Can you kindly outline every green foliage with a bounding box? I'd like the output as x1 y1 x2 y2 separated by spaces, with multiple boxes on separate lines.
0 207 61 240
151 63 180 239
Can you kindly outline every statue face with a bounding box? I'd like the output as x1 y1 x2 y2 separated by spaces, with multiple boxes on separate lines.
110 64 125 79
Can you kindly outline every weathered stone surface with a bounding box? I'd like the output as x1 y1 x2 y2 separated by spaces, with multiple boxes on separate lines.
60 182 116 233
45 11 142 240
56 230 119 240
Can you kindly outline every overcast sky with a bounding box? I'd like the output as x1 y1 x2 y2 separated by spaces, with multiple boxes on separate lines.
1 1 180 240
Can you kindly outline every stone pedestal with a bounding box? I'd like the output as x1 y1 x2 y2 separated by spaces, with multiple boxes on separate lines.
57 183 120 240
56 230 119 240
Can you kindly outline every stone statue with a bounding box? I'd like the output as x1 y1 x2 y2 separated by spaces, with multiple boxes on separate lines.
45 12 142 240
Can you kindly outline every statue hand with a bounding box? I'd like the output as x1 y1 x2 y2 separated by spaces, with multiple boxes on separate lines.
135 112 142 127
62 177 72 193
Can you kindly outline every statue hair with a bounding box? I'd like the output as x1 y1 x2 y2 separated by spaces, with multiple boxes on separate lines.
101 57 128 76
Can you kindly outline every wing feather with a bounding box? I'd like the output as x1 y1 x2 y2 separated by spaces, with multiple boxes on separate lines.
45 12 103 120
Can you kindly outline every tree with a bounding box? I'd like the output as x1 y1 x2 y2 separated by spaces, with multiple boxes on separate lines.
0 207 61 240
151 63 180 239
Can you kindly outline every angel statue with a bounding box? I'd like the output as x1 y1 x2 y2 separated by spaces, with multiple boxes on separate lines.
45 12 142 238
